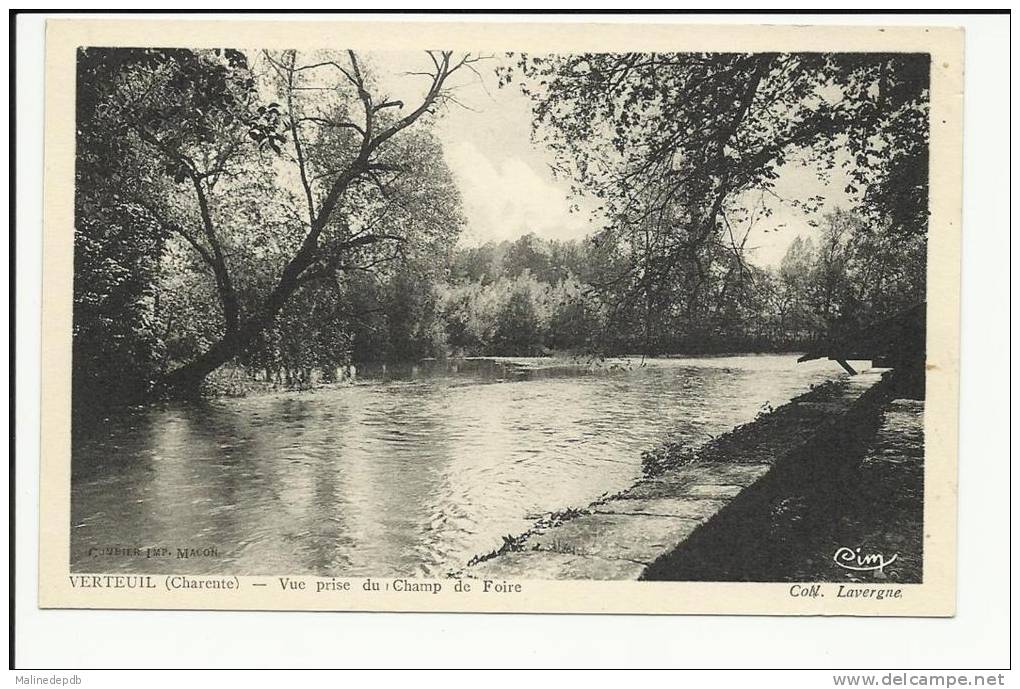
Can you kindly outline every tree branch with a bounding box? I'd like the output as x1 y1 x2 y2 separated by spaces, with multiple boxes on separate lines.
284 50 317 225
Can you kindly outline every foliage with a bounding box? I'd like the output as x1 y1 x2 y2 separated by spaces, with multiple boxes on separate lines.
73 49 929 407
500 52 929 352
73 47 266 407
73 47 474 402
72 199 167 407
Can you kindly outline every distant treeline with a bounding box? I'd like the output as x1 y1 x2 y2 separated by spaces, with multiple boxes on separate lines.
340 209 924 366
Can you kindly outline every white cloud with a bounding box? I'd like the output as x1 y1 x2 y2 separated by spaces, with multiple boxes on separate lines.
443 140 590 246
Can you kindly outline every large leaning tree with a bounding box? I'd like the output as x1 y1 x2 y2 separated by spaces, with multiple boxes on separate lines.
76 48 478 396
500 52 930 346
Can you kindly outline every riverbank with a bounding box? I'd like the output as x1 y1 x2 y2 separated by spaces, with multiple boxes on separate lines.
465 366 922 581
642 371 923 582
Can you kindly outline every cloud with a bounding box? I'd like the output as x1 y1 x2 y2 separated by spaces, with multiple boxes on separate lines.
443 140 590 245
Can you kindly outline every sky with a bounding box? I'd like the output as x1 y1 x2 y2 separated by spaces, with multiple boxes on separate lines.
363 52 855 268
425 56 597 246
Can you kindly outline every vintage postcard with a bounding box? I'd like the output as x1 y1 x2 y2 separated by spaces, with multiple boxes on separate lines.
39 18 963 615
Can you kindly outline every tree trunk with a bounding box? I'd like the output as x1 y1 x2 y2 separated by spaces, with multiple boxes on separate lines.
158 249 311 396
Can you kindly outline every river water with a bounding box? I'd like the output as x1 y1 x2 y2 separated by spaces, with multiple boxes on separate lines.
71 354 852 576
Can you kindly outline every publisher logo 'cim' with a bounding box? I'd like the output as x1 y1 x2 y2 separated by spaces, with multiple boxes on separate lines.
833 546 899 574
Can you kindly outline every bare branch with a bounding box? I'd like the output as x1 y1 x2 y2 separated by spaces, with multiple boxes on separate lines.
373 99 404 112
283 50 317 225
295 116 365 137
132 199 215 270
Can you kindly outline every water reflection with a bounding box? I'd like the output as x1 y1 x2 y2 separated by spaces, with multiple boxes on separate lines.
71 355 854 576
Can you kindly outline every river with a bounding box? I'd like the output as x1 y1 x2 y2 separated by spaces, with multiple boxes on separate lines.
71 354 853 576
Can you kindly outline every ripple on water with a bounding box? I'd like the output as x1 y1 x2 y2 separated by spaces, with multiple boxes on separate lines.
70 355 851 575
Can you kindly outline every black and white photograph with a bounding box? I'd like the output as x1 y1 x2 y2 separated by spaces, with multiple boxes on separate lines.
67 42 933 583
15 7 1018 676
30 18 967 619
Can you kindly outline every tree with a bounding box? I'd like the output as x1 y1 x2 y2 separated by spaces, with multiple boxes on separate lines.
501 52 930 352
74 47 258 406
72 198 167 407
495 272 556 355
776 235 819 338
766 209 927 348
502 234 556 282
78 48 479 395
